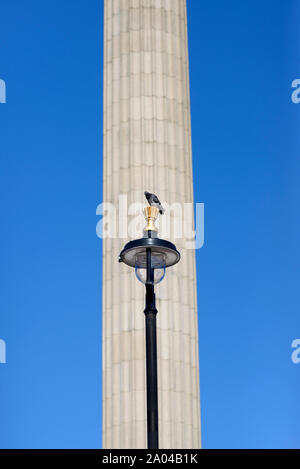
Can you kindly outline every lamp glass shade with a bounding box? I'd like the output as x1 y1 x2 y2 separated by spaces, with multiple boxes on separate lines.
135 252 166 285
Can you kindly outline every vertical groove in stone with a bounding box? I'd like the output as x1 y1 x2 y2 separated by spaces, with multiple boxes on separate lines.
103 0 201 449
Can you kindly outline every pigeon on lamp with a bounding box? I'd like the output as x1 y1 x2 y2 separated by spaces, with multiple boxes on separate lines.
144 191 165 215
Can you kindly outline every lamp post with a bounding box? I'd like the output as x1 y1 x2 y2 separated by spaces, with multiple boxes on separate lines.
119 206 180 449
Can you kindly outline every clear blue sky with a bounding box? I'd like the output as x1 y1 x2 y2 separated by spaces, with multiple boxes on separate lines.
0 0 299 449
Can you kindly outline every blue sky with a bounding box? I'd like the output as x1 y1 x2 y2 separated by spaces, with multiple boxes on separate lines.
0 0 299 449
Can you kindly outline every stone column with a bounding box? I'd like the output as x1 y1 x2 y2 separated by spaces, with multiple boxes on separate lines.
103 0 201 449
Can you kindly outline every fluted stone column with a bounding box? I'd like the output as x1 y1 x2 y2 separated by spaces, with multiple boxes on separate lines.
103 0 201 449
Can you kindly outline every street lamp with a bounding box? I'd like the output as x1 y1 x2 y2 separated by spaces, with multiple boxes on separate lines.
119 206 180 449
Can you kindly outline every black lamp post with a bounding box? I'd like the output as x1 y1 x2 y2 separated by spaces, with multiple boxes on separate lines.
119 206 180 449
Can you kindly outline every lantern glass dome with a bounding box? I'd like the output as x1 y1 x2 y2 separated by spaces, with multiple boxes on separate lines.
135 252 166 285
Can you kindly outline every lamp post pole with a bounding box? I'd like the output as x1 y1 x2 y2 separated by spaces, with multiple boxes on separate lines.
144 248 159 449
119 206 180 450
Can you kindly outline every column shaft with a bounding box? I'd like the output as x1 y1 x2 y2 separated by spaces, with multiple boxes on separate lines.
103 0 201 449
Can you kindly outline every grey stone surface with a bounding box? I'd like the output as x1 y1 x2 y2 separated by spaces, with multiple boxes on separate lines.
103 0 201 449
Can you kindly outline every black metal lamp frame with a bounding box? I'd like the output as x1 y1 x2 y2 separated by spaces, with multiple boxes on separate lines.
119 235 180 449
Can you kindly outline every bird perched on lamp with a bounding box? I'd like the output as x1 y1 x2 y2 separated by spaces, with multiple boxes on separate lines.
144 191 165 215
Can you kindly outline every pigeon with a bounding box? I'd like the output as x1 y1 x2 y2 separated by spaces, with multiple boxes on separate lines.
144 191 165 215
